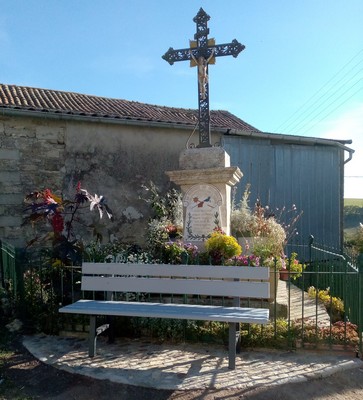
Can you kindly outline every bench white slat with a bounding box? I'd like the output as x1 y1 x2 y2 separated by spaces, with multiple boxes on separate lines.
82 263 270 280
81 276 270 298
59 300 270 324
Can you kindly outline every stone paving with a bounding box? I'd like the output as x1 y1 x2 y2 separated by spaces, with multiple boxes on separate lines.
276 280 331 325
23 335 363 391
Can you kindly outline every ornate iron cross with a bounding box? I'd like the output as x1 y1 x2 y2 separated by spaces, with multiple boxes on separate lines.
162 8 245 148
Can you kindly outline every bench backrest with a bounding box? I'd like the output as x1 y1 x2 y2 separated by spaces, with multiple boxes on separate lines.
81 263 270 299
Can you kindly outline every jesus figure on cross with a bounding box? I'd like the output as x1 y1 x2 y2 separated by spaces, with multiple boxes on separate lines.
189 48 215 100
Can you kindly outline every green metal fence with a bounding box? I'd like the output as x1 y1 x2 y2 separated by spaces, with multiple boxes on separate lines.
320 248 361 329
282 240 362 355
0 240 18 295
295 241 362 328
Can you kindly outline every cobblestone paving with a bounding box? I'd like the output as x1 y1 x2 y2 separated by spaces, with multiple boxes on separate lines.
23 335 363 391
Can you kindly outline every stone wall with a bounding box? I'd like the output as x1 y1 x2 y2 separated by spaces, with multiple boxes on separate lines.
0 112 222 247
0 115 65 246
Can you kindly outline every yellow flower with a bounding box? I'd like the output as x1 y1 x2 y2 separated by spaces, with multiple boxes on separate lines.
205 231 242 264
52 259 62 268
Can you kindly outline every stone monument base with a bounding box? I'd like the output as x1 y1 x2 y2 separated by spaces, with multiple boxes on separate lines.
166 147 242 247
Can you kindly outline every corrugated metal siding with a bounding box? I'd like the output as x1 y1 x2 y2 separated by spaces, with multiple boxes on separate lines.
223 135 343 251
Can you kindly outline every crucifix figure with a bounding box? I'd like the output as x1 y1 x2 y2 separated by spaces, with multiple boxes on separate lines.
189 48 215 101
162 8 245 148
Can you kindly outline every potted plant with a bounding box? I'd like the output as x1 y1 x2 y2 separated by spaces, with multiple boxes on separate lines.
231 185 286 259
204 228 242 265
159 240 199 264
278 252 305 281
231 184 303 262
225 254 261 267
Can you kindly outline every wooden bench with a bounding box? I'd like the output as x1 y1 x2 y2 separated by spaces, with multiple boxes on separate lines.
59 262 270 369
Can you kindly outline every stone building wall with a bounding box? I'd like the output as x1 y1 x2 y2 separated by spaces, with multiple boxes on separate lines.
0 115 65 246
0 112 222 247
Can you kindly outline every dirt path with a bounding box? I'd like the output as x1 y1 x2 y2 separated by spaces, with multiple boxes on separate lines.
1 337 363 400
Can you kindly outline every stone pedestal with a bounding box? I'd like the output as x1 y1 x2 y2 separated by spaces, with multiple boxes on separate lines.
166 147 242 245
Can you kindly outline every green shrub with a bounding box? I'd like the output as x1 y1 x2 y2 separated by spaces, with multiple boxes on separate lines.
130 318 228 344
307 286 344 322
352 223 363 253
83 240 153 263
240 319 299 348
22 268 60 334
141 182 183 259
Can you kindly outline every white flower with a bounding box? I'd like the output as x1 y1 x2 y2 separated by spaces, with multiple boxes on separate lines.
81 189 113 219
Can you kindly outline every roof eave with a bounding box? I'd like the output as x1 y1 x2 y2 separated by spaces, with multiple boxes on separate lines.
0 106 202 131
0 105 256 133
225 128 353 147
223 129 355 165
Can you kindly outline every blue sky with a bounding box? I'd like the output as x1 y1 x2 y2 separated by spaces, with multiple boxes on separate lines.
1 0 362 198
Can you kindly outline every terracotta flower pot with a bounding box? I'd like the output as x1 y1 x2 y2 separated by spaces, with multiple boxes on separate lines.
279 270 289 281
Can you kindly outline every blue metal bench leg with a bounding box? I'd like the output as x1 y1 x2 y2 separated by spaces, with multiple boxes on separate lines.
228 322 236 370
228 296 241 369
107 316 115 343
89 315 97 357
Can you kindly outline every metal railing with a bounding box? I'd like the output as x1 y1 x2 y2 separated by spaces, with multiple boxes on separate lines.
279 238 362 354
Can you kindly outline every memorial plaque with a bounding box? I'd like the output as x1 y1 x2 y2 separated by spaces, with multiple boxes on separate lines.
183 184 223 241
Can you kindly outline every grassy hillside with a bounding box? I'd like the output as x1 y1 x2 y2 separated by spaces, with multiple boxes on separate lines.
344 198 363 207
344 198 363 237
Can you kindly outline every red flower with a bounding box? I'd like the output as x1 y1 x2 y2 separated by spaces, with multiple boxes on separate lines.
51 213 64 233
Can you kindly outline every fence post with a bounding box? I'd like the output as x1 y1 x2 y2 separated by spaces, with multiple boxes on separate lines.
0 240 4 288
0 241 17 294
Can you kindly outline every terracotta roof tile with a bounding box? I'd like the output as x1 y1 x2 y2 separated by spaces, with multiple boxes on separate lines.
0 83 260 132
